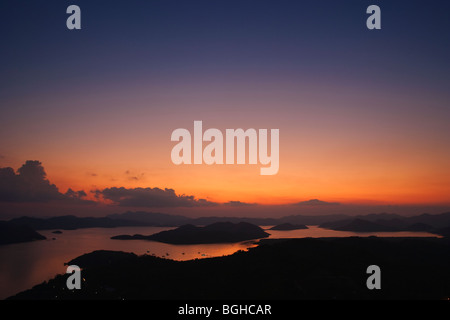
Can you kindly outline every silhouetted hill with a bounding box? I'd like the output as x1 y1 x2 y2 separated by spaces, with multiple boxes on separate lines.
320 215 448 235
190 216 279 226
333 219 396 232
269 223 308 230
108 211 351 226
66 250 138 269
319 219 352 229
406 212 450 228
112 222 270 244
9 237 450 300
0 221 46 245
405 223 434 232
107 211 190 226
9 215 148 230
275 214 350 225
355 213 403 222
436 227 450 237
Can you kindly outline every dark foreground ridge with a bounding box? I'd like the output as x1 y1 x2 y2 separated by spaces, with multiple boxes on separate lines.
9 237 450 300
111 222 270 244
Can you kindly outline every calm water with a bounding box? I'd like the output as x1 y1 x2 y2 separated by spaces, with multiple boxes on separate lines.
0 225 438 299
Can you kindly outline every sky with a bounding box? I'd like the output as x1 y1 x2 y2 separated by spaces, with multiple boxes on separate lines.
1 0 450 217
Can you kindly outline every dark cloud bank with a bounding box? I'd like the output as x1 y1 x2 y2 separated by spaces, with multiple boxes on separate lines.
0 161 89 204
94 187 218 208
0 161 227 209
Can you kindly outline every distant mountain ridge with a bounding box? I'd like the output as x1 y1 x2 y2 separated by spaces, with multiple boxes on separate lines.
319 212 450 235
3 211 450 236
107 211 351 226
7 215 149 230
107 211 190 226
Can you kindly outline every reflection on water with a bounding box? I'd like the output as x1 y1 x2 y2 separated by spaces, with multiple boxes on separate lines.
0 225 439 299
263 225 440 239
0 226 252 299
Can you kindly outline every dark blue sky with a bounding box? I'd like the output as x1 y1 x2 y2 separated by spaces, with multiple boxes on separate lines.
1 0 449 99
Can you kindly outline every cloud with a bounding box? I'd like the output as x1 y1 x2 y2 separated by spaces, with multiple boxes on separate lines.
65 188 87 199
94 187 218 208
223 201 257 207
0 161 90 203
125 170 145 181
294 199 340 206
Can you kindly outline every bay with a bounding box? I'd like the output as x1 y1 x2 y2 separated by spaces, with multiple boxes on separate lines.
0 225 438 299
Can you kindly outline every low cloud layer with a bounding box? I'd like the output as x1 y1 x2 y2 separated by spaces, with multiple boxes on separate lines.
223 201 257 207
94 187 218 208
0 161 89 203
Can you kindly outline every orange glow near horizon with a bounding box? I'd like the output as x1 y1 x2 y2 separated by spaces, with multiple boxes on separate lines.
3 150 448 206
2 80 450 208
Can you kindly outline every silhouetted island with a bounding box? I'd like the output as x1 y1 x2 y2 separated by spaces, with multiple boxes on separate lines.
320 216 446 234
0 221 46 245
332 218 396 232
111 222 270 244
269 223 308 230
